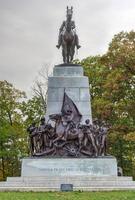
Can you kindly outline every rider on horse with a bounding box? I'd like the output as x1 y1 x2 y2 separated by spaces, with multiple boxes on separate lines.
56 6 81 50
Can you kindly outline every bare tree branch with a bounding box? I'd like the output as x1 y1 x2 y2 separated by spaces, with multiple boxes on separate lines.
32 63 52 113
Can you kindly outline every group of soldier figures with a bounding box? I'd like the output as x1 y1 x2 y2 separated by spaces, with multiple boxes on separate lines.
27 116 109 158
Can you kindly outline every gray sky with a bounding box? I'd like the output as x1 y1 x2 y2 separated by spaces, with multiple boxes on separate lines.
0 0 135 96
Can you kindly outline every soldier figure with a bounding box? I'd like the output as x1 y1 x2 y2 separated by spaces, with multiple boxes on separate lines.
83 119 98 157
93 118 100 147
98 121 109 156
38 117 49 151
27 122 37 156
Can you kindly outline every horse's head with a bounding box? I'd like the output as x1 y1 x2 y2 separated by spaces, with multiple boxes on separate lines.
66 6 73 21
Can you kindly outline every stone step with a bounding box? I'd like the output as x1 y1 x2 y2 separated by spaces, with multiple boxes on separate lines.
6 176 133 182
5 179 135 185
0 186 59 192
74 186 135 191
1 180 135 187
1 174 135 191
0 186 135 192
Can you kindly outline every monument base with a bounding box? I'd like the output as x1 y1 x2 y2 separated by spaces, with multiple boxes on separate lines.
1 157 135 191
21 157 117 177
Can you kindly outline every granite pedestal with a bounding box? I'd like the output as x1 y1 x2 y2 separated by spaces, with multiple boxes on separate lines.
46 64 92 123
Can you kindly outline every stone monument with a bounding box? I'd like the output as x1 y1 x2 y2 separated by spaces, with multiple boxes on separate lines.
23 5 117 175
1 6 135 191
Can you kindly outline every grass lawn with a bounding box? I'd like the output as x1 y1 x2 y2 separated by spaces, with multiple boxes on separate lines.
0 191 135 200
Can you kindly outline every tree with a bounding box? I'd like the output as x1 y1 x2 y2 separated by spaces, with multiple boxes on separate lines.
77 30 135 178
0 80 47 181
32 64 52 113
101 31 135 177
20 96 45 128
0 80 27 180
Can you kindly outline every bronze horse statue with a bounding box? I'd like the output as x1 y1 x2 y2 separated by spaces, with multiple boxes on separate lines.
56 6 81 63
61 20 76 63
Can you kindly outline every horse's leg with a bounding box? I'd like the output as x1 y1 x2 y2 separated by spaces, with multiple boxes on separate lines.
65 48 68 63
62 48 65 63
62 38 67 63
66 44 70 63
63 43 67 63
69 46 72 63
68 47 71 63
67 55 69 63
70 45 75 62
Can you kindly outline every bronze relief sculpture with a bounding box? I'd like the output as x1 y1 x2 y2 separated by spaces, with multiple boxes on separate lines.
27 92 109 158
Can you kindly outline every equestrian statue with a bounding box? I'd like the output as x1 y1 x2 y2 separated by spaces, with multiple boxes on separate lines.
56 6 81 63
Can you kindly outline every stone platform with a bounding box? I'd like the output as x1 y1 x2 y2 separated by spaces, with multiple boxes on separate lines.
46 64 92 123
0 175 135 191
21 157 117 177
1 157 135 191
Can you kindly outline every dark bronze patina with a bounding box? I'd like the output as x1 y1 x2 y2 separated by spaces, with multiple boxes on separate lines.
56 6 81 63
27 93 109 157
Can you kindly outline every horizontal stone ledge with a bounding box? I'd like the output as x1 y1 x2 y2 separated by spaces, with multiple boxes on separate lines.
48 77 89 87
6 176 133 182
47 87 91 102
46 105 91 116
0 186 135 192
1 183 135 188
4 180 135 184
53 66 83 76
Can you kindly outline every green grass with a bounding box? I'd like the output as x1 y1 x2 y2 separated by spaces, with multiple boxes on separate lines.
0 191 135 200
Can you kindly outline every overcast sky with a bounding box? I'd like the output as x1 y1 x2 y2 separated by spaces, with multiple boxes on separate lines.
0 0 135 96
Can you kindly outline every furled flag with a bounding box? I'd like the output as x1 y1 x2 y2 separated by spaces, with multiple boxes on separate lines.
61 92 82 124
